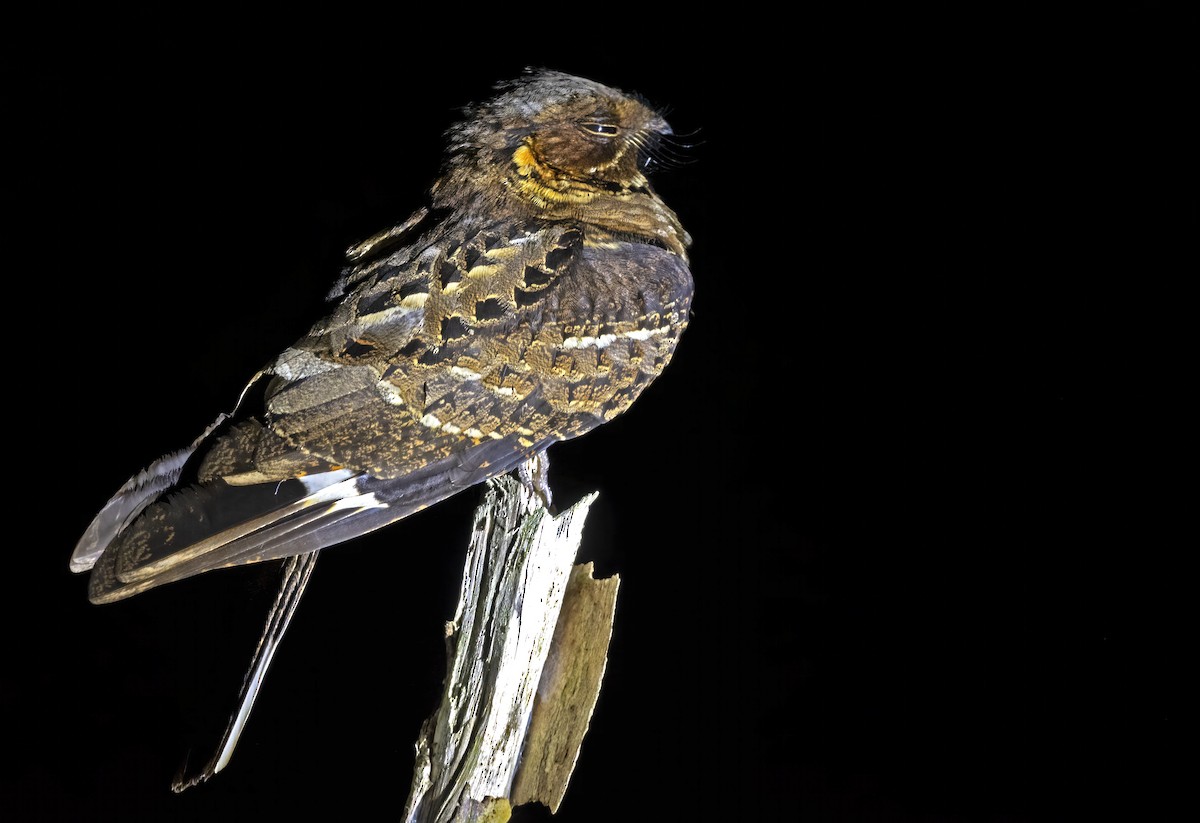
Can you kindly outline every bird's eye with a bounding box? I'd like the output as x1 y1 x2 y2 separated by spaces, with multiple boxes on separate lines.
579 122 621 137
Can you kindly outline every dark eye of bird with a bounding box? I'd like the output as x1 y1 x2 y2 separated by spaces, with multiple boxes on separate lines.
579 122 621 137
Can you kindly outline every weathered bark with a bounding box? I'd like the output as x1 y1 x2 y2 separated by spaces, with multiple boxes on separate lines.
403 464 618 823
511 562 620 812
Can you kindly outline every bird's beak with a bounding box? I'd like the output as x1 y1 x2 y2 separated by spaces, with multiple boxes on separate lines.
648 116 673 137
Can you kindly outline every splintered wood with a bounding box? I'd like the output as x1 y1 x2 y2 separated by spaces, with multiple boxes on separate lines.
403 469 619 823
511 562 619 812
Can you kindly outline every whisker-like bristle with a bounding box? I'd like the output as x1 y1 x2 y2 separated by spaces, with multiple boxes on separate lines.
635 128 700 172
664 126 704 144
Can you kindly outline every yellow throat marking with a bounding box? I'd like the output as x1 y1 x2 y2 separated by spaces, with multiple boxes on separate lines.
510 144 601 208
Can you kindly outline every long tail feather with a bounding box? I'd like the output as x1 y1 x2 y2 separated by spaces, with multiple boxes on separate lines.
171 551 318 792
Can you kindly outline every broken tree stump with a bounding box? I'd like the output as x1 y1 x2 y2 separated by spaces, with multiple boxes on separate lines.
403 464 619 823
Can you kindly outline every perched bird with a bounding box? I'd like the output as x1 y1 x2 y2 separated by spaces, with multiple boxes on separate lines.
72 69 694 607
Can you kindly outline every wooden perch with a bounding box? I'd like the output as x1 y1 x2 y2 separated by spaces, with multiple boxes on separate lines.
403 462 619 823
512 562 620 812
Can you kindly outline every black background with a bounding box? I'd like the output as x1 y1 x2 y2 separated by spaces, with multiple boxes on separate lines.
4 7 1191 821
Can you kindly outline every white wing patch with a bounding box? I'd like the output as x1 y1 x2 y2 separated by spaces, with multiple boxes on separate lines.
561 325 670 350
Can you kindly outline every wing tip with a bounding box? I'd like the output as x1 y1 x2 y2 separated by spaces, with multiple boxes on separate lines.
69 555 96 574
69 527 103 573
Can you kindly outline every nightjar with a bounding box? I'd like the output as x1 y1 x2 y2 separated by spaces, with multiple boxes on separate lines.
71 70 694 605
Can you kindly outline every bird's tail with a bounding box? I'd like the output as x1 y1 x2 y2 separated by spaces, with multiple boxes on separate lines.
74 418 553 604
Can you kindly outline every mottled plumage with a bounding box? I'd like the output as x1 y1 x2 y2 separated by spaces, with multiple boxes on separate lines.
72 71 693 605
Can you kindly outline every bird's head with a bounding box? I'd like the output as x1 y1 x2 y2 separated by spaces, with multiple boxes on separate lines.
434 69 678 213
